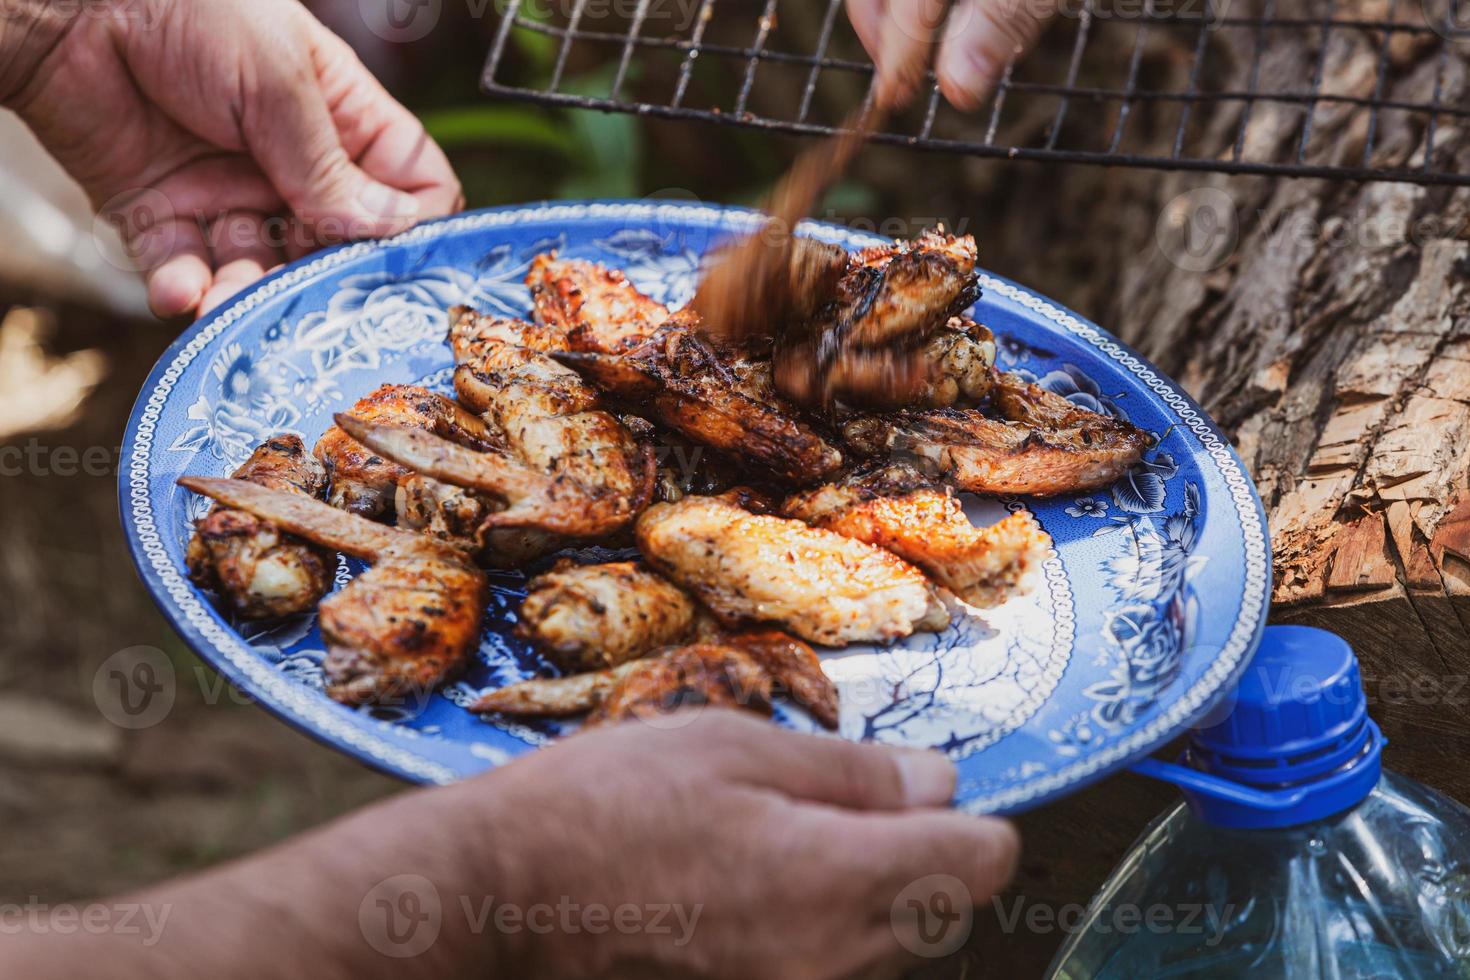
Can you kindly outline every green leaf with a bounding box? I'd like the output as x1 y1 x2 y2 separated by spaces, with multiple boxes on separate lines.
420 106 576 155
510 1 556 67
821 180 880 215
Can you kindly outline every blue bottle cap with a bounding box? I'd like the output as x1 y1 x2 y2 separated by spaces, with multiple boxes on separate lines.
1179 625 1383 829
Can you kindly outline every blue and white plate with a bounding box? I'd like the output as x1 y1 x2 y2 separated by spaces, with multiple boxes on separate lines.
120 201 1269 813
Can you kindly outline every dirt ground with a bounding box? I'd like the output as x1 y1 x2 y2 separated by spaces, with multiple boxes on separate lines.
0 290 403 904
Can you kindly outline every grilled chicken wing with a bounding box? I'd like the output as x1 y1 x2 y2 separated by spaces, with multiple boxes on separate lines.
449 309 655 534
783 462 1051 608
475 630 837 729
341 309 655 543
527 253 670 354
917 317 996 408
516 560 698 671
185 435 334 619
840 371 1148 496
314 384 500 519
727 630 839 729
588 643 773 726
635 494 947 645
179 476 486 706
774 230 981 409
554 323 844 485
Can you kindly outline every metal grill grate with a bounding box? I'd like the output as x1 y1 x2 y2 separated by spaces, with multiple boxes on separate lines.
482 0 1469 185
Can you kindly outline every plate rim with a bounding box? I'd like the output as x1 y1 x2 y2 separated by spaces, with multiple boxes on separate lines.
118 198 1272 809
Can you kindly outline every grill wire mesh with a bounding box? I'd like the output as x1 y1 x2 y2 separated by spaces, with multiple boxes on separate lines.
483 0 1467 185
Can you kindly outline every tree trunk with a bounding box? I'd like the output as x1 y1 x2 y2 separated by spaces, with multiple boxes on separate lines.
911 3 1470 974
1111 0 1470 755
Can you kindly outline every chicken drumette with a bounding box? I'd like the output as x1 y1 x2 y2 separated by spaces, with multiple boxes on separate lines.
515 559 699 672
185 434 334 619
313 384 500 519
474 629 839 730
180 476 487 706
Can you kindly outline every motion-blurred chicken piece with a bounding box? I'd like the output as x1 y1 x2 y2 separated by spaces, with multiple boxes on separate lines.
835 228 981 346
185 434 334 619
783 462 1051 608
636 493 947 645
516 560 698 671
774 229 981 409
527 253 670 354
313 384 500 519
555 322 844 485
179 476 486 706
473 630 838 729
841 372 1149 496
692 235 851 341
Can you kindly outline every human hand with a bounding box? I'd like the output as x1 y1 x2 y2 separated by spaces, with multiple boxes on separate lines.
0 710 1016 979
846 0 1056 110
4 0 461 319
460 710 1018 978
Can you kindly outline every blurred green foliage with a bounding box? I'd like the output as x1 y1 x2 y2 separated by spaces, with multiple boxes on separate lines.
397 1 895 224
419 7 647 204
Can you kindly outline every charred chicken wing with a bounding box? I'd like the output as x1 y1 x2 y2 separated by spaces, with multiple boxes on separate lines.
555 323 844 485
474 630 837 729
840 372 1148 496
185 435 334 619
339 309 655 543
587 643 773 726
179 476 486 706
527 253 670 354
313 384 500 519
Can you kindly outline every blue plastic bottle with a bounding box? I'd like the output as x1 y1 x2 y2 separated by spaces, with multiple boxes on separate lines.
1045 625 1470 978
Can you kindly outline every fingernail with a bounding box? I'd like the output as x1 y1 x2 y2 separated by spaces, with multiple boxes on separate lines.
943 50 1000 111
894 748 957 806
358 182 421 220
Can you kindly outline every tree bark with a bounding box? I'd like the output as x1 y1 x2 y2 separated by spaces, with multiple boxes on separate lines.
1109 0 1470 752
903 3 1470 974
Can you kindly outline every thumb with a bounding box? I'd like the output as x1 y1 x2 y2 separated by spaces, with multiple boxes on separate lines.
716 712 956 810
239 20 419 242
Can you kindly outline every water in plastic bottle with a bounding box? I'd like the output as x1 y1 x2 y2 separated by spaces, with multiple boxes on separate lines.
1046 626 1470 978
